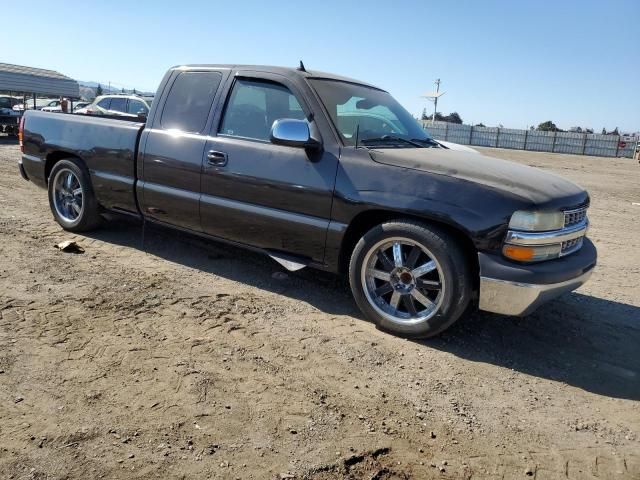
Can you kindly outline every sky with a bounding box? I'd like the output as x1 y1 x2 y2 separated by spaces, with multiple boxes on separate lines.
4 0 639 132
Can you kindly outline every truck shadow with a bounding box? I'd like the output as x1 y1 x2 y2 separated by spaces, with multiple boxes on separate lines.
90 216 358 317
87 216 640 401
424 298 640 401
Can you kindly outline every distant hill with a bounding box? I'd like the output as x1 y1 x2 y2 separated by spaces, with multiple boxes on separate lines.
78 81 155 100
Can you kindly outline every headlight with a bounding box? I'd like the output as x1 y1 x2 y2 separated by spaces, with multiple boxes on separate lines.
504 210 565 262
508 210 564 232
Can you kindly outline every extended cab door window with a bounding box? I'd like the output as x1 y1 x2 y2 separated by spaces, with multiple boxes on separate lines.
140 70 224 232
161 72 222 133
219 79 306 141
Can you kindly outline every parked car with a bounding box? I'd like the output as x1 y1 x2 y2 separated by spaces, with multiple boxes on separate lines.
0 96 22 110
40 99 89 113
18 64 596 338
40 99 65 112
434 140 478 153
72 101 90 113
77 94 152 118
0 97 23 135
13 98 58 111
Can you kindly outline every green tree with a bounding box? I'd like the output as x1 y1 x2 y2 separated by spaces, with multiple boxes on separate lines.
423 112 444 122
424 111 463 123
444 112 463 124
537 120 560 132
96 84 103 96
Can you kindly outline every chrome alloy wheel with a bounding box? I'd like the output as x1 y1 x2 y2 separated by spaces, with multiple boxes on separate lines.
361 237 445 325
52 168 84 223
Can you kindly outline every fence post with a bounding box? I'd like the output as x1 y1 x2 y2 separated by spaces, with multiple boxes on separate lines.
495 128 500 148
552 131 557 153
581 133 587 155
615 136 620 157
524 129 529 150
468 125 473 145
445 122 449 141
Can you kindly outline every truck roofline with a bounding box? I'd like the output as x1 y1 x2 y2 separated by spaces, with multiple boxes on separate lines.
168 64 385 91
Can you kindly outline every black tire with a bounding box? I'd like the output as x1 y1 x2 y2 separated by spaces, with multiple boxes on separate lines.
348 220 472 338
48 158 102 232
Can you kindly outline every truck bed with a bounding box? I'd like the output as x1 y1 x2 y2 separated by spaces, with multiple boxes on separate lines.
21 111 145 214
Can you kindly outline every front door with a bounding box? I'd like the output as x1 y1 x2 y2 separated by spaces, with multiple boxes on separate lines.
199 73 339 263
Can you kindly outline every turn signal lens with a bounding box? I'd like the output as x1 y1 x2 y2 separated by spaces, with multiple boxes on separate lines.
503 245 535 261
502 244 562 263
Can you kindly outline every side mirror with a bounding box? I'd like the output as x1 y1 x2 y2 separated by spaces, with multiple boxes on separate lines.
270 119 320 149
137 110 148 121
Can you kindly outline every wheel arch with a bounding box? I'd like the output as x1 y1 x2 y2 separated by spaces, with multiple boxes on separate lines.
44 151 85 183
338 209 479 289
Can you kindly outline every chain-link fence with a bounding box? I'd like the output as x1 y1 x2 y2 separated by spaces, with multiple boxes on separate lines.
422 121 637 158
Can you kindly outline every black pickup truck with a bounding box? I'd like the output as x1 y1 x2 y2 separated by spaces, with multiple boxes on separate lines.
19 64 597 338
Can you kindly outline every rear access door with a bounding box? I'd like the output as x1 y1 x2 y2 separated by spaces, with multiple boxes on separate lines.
138 67 230 231
199 70 340 264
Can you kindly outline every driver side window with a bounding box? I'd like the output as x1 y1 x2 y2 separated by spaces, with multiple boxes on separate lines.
219 79 305 142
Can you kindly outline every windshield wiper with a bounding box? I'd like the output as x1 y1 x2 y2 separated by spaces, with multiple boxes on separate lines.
410 138 441 147
361 135 425 148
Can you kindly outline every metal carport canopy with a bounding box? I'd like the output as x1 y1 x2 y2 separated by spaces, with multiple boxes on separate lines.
0 62 79 98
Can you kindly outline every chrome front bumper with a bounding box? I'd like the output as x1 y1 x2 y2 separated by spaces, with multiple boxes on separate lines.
477 237 597 316
479 268 593 316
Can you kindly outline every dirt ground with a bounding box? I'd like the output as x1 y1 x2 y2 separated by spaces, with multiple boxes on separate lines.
0 138 638 479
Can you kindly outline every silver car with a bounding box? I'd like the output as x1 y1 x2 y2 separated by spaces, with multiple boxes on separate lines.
77 94 152 118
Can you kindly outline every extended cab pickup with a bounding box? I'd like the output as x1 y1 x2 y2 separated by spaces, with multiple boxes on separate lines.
19 64 597 338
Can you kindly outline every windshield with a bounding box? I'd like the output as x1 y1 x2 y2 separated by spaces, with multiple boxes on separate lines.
309 79 432 147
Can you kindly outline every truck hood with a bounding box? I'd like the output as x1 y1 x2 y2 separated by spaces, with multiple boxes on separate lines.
369 148 588 208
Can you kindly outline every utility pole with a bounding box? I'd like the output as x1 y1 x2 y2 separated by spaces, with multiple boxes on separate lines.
421 79 445 125
432 79 440 124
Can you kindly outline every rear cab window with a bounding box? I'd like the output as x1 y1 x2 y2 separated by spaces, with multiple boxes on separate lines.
160 71 222 133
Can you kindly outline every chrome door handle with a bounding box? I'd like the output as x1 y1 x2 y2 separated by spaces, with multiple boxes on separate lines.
206 150 228 166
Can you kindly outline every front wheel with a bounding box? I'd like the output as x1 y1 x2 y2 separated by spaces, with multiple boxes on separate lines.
349 221 472 338
48 158 102 232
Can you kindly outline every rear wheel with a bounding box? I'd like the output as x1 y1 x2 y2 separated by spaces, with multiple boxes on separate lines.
48 158 102 232
349 220 472 338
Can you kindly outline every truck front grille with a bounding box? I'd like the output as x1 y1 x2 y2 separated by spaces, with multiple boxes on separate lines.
561 236 584 256
564 207 587 228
